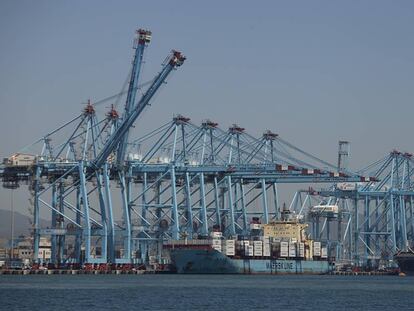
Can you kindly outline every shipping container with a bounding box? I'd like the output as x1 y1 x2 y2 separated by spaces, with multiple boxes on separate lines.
225 248 235 256
211 231 223 238
313 241 321 257
263 249 271 257
225 240 235 247
253 241 263 247
211 239 222 246
298 242 305 258
289 243 296 257
247 245 254 256
280 241 288 257
254 249 263 256
250 223 261 230
6 153 36 166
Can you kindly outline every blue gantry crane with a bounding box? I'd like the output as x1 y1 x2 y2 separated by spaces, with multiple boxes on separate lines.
2 28 409 270
116 29 152 167
0 29 186 266
289 150 414 268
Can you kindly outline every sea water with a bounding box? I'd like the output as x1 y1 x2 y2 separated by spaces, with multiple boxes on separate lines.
0 274 413 310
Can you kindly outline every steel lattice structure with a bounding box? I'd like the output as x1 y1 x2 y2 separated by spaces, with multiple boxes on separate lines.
1 28 395 267
290 151 414 268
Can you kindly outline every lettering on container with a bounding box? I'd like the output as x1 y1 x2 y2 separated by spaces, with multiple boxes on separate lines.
266 261 294 270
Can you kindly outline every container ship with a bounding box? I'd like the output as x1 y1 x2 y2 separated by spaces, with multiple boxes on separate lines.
164 209 332 274
394 250 414 275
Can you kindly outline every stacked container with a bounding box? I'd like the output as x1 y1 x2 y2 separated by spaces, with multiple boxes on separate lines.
263 236 271 257
253 241 263 256
321 247 328 259
243 241 250 256
298 242 305 258
250 223 261 230
313 241 321 257
210 231 223 252
247 245 254 257
280 241 289 257
211 231 223 239
288 242 296 258
224 240 235 256
211 238 222 252
305 241 313 260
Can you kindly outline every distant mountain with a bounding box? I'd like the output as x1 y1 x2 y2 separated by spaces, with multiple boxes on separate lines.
0 209 48 240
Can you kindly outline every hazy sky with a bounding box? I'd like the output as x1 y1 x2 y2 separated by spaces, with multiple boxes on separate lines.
1 0 413 214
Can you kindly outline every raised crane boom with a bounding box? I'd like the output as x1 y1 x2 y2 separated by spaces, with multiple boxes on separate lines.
116 29 152 166
93 50 186 168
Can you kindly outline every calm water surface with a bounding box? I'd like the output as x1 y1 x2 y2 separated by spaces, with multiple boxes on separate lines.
0 274 413 310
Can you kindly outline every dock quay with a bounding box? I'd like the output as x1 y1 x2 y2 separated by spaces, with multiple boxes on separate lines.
329 271 398 276
0 269 156 275
0 269 398 276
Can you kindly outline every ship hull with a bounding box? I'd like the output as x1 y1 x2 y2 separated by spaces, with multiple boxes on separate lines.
394 252 414 276
171 248 331 274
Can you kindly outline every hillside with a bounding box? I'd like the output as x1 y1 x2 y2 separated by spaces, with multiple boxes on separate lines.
0 209 48 240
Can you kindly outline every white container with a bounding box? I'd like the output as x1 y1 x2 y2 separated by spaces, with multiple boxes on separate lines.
263 249 271 257
313 242 321 256
280 241 289 257
321 247 328 258
211 239 221 246
254 243 263 253
250 223 261 230
211 231 222 238
225 248 235 256
289 243 296 257
298 243 305 258
224 240 235 250
254 249 263 256
247 245 254 256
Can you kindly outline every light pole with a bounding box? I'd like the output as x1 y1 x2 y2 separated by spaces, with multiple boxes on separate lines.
10 189 14 260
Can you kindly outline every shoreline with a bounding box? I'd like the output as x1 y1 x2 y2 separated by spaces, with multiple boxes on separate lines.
0 269 398 276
